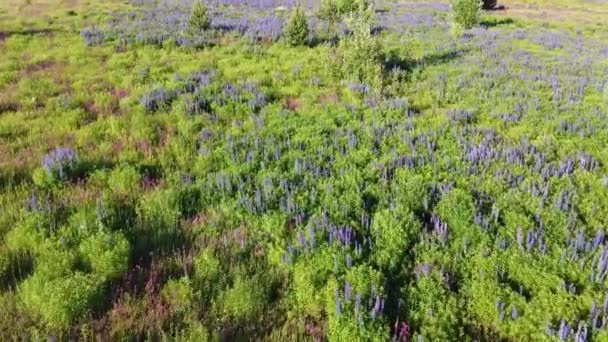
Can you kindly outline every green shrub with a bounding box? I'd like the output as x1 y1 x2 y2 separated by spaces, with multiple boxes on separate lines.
193 249 221 295
79 231 130 280
108 165 141 194
319 0 369 20
218 275 265 321
436 188 475 239
135 189 181 254
372 208 420 270
19 272 104 329
35 242 78 280
162 277 197 314
318 0 340 22
335 0 384 90
188 0 211 36
290 248 335 317
337 0 368 14
285 7 310 46
451 0 482 29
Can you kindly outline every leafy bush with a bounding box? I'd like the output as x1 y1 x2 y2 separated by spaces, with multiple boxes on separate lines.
285 7 310 46
218 275 266 321
19 272 104 329
162 277 196 314
33 147 79 187
451 0 482 29
135 189 181 254
319 0 369 20
335 0 384 90
372 208 420 270
107 165 141 194
193 249 222 295
35 242 78 280
188 0 211 36
290 249 335 317
318 0 340 23
79 231 130 281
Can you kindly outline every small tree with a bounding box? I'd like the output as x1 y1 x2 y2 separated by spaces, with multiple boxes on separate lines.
336 0 383 90
318 0 340 39
451 0 482 30
285 7 310 46
336 0 369 15
188 0 211 36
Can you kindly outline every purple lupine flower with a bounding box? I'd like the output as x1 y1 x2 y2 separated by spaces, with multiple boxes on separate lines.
297 231 306 247
511 306 518 320
27 192 39 212
308 225 315 248
81 27 105 46
526 230 537 252
346 255 353 268
516 227 523 250
42 147 78 180
140 87 175 112
335 289 342 315
431 215 448 242
574 322 588 342
559 319 571 340
344 282 352 301
595 230 606 249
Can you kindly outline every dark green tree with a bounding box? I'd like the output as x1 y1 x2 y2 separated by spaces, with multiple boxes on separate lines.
285 7 310 46
188 0 211 36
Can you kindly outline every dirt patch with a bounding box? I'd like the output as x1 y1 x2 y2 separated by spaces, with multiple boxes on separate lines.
23 60 56 75
111 88 130 100
283 96 302 111
319 91 340 106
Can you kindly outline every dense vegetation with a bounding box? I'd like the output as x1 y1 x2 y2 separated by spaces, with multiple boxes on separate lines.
1 0 608 340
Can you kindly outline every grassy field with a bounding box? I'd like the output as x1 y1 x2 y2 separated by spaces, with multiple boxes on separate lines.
1 0 608 340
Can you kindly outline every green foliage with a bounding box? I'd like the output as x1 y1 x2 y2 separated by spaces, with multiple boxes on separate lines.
318 0 369 21
290 248 335 317
188 0 211 36
393 169 428 213
162 277 197 314
407 273 463 339
19 272 104 329
217 275 266 321
79 230 130 280
317 0 340 23
285 7 310 47
336 0 369 14
32 167 56 189
35 242 78 280
372 208 420 270
193 249 222 296
334 0 384 90
451 0 482 29
107 165 141 194
436 188 476 239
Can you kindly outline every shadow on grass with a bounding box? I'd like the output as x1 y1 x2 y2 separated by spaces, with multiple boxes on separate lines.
385 48 469 72
1 28 61 39
0 252 34 291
